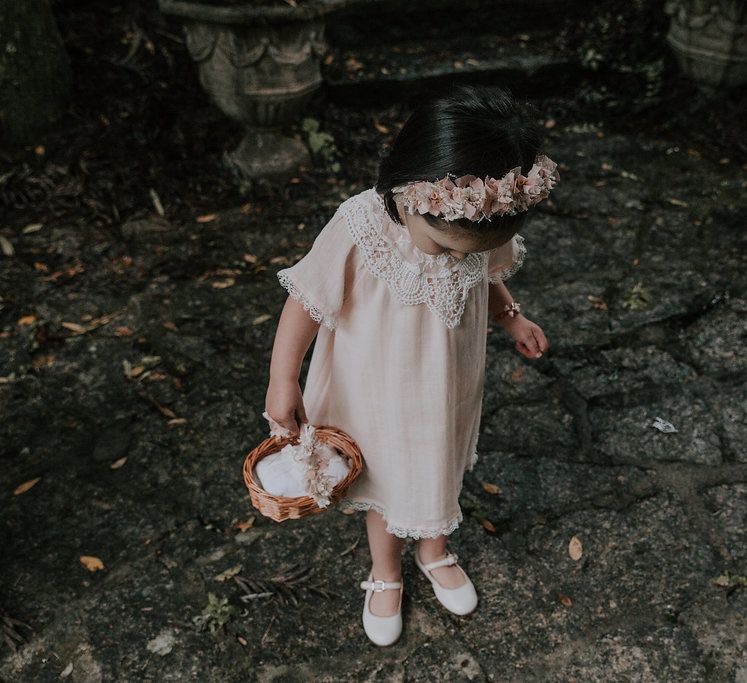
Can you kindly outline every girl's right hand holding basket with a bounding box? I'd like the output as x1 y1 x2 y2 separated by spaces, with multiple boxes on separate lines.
265 296 324 438
265 376 308 438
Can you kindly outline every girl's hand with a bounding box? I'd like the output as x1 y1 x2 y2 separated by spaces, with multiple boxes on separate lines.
265 377 309 437
498 313 549 359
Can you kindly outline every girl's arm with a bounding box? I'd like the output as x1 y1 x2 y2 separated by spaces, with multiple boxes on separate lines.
266 297 321 435
488 281 548 359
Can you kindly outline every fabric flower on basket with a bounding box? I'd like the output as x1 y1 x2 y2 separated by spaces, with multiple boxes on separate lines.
256 411 351 508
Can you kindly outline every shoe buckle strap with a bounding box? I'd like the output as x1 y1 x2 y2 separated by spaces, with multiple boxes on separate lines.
423 552 459 571
360 578 401 592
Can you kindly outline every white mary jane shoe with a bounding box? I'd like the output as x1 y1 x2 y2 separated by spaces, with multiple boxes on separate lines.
360 570 403 647
414 549 478 615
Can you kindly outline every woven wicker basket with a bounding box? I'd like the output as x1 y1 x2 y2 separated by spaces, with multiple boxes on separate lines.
243 424 363 522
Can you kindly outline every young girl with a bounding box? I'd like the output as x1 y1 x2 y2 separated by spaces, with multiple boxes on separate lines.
265 84 554 646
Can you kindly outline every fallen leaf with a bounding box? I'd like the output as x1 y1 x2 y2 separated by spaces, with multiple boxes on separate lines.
33 261 48 271
233 515 255 531
196 213 217 223
619 170 641 181
60 662 73 678
32 353 55 369
601 162 613 171
666 197 689 207
373 119 390 134
34 145 46 156
243 253 258 264
211 278 235 289
116 326 135 336
61 321 88 334
167 417 187 426
559 594 572 607
481 518 497 533
482 482 502 495
80 555 105 571
214 565 242 582
149 189 165 216
544 118 556 129
568 535 583 560
110 457 127 470
510 366 526 383
13 477 41 495
253 314 272 325
0 235 14 256
587 294 608 310
21 223 43 234
17 315 36 325
269 255 291 265
147 632 176 656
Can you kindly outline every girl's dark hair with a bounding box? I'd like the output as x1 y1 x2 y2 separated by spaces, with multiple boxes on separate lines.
375 83 545 245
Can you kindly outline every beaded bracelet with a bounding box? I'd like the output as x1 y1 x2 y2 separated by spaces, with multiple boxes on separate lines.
496 301 521 319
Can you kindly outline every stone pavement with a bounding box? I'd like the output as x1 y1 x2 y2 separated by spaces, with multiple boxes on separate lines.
1 121 746 681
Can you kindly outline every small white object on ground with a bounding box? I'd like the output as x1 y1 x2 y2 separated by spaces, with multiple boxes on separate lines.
652 416 678 433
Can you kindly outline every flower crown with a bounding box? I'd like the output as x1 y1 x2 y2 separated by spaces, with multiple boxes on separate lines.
391 154 559 223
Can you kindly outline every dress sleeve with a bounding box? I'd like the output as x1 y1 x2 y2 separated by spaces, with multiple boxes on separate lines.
276 206 357 331
486 233 527 284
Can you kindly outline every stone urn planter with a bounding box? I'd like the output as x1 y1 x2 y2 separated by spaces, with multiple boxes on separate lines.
158 0 354 178
664 0 747 91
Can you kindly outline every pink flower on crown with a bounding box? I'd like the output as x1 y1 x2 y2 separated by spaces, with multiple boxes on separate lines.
399 183 433 216
536 154 559 189
486 169 519 216
452 175 489 220
519 169 544 202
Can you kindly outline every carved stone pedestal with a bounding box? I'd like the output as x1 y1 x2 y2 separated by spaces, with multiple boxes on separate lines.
159 0 352 178
665 0 747 92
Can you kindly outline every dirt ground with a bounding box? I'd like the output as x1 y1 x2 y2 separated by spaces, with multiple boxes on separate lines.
1 1 746 681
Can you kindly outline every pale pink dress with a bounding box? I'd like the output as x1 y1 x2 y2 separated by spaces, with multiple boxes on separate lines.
276 187 526 539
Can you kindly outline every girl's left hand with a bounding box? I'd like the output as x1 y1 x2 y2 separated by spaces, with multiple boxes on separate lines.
498 313 548 359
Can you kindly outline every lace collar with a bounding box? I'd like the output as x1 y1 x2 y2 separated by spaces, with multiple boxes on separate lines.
370 189 486 276
340 187 490 328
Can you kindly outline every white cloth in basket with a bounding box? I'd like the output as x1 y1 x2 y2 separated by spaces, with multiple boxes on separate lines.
253 442 351 498
256 411 351 504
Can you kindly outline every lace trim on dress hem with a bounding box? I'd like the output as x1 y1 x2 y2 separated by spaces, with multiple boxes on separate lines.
487 233 527 284
277 271 336 331
338 498 463 539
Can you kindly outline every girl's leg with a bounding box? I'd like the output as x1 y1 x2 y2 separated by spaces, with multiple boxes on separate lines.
365 509 405 616
416 534 467 588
